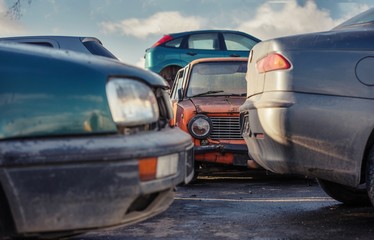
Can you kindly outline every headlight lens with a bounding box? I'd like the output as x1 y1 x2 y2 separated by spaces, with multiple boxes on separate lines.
106 78 159 126
188 114 212 139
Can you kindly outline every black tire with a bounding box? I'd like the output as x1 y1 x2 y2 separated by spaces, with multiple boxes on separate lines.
317 178 371 206
0 184 16 239
191 170 199 183
9 231 83 240
366 144 374 206
187 163 200 184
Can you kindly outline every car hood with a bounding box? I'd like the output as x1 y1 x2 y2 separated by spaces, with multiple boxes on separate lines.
0 43 168 139
189 96 245 114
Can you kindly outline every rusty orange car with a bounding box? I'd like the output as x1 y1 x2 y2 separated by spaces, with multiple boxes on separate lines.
170 57 259 176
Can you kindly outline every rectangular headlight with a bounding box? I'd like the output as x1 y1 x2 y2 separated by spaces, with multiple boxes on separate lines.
106 78 159 126
156 153 179 179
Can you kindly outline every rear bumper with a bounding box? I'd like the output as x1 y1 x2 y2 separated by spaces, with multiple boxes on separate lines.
0 128 193 235
239 91 369 187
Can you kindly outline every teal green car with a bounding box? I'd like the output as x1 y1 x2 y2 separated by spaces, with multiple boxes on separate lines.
0 43 193 238
144 30 260 86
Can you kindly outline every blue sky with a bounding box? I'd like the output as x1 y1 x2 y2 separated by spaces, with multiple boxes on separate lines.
0 0 373 67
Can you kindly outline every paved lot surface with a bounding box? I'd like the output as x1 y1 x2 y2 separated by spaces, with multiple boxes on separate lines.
73 171 374 240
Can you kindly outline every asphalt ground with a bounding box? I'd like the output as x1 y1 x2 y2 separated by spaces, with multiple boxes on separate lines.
73 171 374 240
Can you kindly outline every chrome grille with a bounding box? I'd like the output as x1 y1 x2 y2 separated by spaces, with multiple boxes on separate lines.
210 117 243 140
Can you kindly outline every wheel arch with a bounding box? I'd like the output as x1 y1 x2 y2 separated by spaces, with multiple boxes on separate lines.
160 64 184 75
361 129 374 184
159 65 184 87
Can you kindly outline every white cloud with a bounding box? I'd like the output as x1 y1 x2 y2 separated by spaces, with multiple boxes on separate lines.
0 0 25 36
100 11 204 39
236 0 339 40
135 57 145 68
100 1 371 43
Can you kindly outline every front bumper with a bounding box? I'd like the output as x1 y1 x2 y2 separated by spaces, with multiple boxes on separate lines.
194 143 248 154
194 143 250 166
0 128 193 235
240 91 369 187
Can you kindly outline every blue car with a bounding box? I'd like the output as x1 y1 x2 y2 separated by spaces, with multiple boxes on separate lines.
144 30 260 86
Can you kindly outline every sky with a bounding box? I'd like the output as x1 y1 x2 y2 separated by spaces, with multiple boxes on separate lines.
0 0 373 68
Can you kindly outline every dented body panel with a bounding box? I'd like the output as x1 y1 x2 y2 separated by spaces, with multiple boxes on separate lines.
0 129 193 233
240 16 374 188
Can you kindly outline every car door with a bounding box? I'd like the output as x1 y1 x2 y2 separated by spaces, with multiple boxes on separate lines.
180 33 227 64
221 32 258 58
171 68 185 101
170 67 188 126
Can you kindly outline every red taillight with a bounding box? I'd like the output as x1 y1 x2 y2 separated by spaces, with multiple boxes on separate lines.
152 35 173 47
256 53 291 73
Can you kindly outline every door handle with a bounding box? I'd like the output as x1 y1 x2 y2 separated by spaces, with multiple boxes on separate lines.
187 52 197 56
229 54 240 57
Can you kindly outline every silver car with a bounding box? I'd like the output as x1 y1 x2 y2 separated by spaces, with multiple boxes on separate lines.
240 8 374 206
0 35 118 59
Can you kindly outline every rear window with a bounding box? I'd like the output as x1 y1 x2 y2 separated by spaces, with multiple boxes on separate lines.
335 8 374 29
164 38 183 48
223 33 257 51
82 40 118 60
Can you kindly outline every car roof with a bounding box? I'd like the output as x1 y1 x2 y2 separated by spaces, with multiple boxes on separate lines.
0 35 119 59
0 35 100 42
0 36 101 49
168 29 260 41
0 42 167 87
0 41 113 67
169 29 250 35
189 57 248 66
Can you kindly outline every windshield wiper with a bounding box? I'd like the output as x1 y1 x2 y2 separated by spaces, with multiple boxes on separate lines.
190 90 224 97
227 93 247 96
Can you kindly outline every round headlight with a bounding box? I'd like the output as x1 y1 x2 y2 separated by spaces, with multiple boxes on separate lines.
188 114 212 139
106 78 159 126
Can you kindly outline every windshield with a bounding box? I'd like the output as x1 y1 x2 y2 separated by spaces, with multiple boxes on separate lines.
335 7 374 29
186 61 247 98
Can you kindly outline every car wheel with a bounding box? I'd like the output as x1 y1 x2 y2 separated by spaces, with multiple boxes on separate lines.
0 186 16 239
366 144 374 206
317 178 371 206
160 66 181 87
